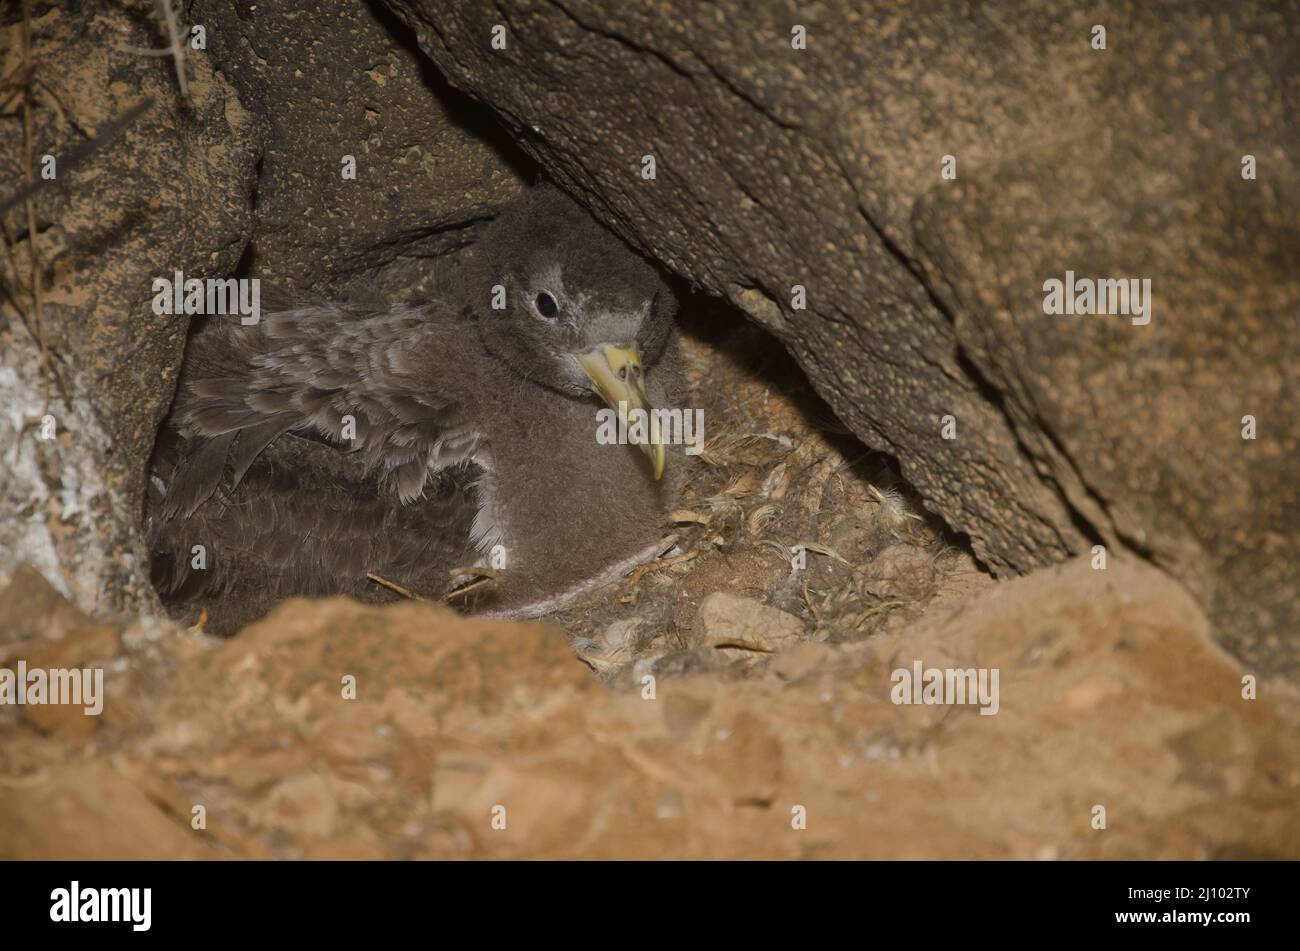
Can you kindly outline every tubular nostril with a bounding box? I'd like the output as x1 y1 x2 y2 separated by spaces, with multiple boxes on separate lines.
617 366 628 381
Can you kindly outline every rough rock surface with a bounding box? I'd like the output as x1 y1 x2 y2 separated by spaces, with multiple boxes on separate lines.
192 0 530 295
384 0 1299 672
0 4 257 617
3 558 1296 859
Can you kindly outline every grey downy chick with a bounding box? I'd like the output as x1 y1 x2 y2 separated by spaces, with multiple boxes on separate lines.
147 185 683 633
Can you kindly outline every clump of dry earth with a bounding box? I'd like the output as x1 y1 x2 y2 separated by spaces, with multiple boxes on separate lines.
3 556 1296 859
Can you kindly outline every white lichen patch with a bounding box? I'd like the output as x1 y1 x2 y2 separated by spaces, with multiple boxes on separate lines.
0 359 117 612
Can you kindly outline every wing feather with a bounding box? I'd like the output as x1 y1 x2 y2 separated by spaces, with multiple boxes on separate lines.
158 301 478 517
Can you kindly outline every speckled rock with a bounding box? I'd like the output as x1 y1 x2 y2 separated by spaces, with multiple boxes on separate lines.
192 0 530 295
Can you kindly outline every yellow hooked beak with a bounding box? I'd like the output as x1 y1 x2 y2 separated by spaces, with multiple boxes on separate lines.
575 343 666 480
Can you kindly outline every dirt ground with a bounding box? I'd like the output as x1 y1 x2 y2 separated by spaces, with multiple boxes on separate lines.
2 312 1297 859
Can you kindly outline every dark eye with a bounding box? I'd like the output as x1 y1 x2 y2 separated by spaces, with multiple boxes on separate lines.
534 292 558 319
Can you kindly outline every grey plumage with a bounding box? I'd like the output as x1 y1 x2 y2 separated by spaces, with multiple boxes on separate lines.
147 186 681 633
